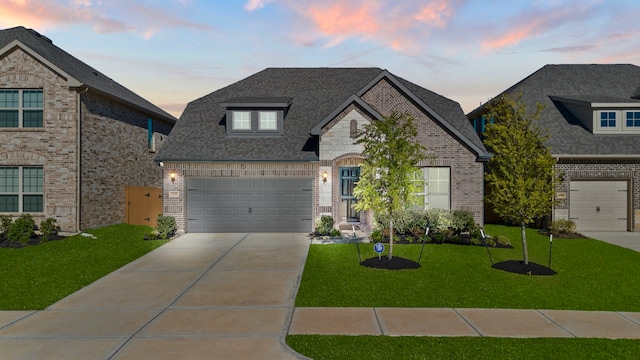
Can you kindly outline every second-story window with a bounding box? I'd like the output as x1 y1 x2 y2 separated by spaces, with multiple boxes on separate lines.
0 90 43 128
258 111 277 130
232 111 252 130
626 111 640 127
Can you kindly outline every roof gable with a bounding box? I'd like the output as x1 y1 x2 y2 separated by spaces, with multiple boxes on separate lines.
0 26 176 124
310 94 382 135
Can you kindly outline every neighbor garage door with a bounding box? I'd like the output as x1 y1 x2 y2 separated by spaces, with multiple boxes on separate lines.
569 180 629 231
186 177 313 233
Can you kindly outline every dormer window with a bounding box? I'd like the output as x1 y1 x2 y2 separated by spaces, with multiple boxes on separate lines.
600 111 616 128
222 97 292 137
626 111 640 127
232 111 251 130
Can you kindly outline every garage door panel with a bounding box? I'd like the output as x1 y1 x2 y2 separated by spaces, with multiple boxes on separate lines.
569 180 628 232
187 177 312 233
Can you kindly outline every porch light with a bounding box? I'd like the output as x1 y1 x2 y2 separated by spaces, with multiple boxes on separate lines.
322 170 329 183
169 170 177 182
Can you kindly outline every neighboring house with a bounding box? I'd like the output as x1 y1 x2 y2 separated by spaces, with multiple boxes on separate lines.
468 64 640 232
156 68 490 233
0 26 176 232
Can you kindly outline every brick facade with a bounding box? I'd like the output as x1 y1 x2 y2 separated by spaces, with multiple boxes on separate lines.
0 47 171 232
359 79 485 225
554 159 640 231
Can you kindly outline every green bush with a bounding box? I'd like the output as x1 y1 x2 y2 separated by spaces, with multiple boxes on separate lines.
39 218 60 242
550 219 577 236
0 215 12 235
314 215 335 236
451 210 478 233
8 214 35 244
426 208 452 232
370 229 383 242
156 215 177 239
330 228 343 238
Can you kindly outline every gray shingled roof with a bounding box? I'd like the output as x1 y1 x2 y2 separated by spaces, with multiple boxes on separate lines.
468 64 640 155
0 26 176 124
156 67 486 162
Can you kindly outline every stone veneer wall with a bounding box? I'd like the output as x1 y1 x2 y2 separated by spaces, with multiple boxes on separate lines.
162 162 318 233
359 78 485 225
0 49 79 231
80 92 172 230
554 160 640 231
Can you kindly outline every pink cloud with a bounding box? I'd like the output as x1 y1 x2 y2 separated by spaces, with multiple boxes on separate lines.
0 0 212 39
279 0 460 52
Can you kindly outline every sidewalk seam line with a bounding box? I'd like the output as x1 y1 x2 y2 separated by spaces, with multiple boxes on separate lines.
373 308 385 335
616 311 640 327
536 310 577 338
452 308 483 337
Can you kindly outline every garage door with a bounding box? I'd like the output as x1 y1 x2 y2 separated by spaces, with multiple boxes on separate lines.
186 177 313 233
569 180 628 231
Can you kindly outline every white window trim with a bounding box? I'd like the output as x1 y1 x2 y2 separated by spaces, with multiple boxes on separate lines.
0 89 44 128
624 110 640 128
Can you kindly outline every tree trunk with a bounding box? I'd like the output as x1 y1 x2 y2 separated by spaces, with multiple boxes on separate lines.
388 216 394 260
521 222 529 265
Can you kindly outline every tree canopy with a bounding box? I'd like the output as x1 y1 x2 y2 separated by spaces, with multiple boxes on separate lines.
483 93 558 264
353 111 427 259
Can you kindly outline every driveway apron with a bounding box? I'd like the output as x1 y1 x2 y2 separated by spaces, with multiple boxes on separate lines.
0 233 310 360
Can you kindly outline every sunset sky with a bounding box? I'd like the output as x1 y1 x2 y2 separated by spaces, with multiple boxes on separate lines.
2 0 639 118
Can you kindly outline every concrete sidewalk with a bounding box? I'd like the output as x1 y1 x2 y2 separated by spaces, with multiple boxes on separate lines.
290 307 640 339
581 231 640 253
0 233 310 360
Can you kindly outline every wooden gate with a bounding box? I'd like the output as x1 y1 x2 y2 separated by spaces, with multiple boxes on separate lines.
125 187 163 227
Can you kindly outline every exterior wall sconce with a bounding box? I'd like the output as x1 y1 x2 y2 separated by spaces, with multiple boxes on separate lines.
322 170 328 183
169 170 177 182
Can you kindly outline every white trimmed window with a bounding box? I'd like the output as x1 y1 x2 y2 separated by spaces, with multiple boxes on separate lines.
625 111 640 127
414 167 450 210
258 111 277 130
0 166 43 212
231 111 251 130
0 89 44 128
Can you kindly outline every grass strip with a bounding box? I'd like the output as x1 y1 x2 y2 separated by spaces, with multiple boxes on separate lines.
0 223 167 310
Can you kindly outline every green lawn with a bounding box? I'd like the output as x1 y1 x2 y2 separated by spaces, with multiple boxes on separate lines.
0 223 167 310
289 225 640 358
286 336 640 360
296 224 640 311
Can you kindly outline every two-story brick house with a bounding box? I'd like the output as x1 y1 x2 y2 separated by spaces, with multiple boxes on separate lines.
0 26 176 232
156 68 490 233
468 64 640 232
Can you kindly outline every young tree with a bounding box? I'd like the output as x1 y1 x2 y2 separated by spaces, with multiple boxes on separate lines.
353 111 427 259
483 93 558 265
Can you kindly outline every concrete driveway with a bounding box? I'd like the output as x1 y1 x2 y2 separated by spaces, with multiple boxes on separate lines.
581 231 640 252
0 233 310 360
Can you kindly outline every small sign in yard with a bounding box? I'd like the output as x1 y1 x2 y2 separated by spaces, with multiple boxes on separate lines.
374 242 384 260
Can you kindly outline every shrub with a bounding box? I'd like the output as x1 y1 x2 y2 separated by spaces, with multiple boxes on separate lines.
8 214 35 244
550 219 577 236
451 210 478 234
330 228 343 238
314 215 335 236
157 215 177 239
370 229 383 242
39 218 60 242
495 235 511 246
0 215 12 235
427 208 452 232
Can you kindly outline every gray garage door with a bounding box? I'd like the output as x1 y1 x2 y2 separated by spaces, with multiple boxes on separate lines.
569 180 628 231
186 177 313 233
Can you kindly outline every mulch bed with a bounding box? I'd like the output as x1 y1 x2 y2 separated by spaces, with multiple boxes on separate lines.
492 260 556 276
360 256 421 270
0 234 67 248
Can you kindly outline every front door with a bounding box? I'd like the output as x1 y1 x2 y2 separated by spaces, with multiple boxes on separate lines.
340 167 360 222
